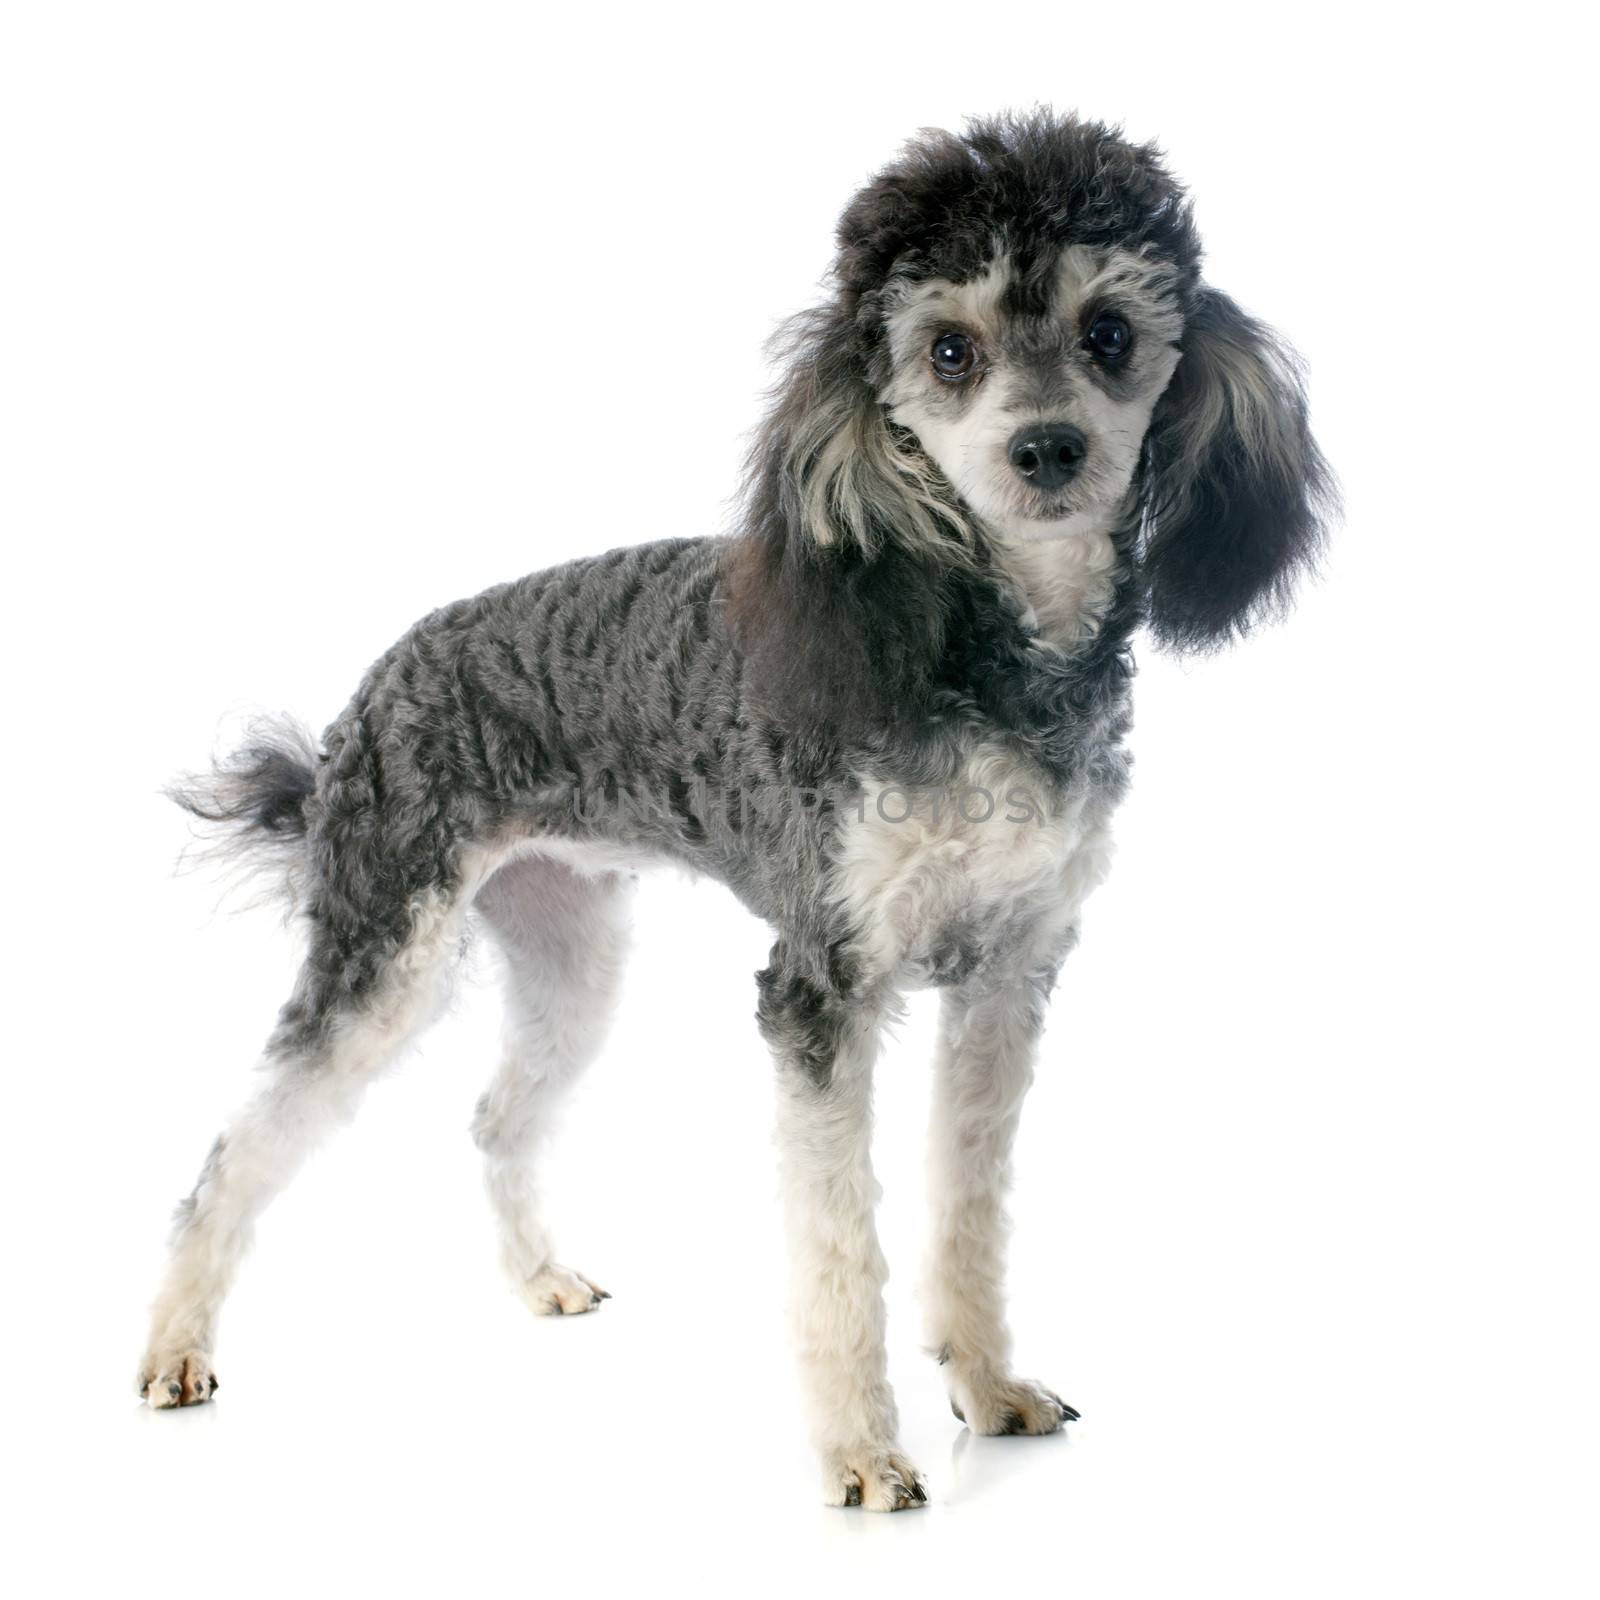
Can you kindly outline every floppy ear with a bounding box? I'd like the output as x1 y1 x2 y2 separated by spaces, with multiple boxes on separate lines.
722 303 971 737
1139 287 1334 650
753 304 971 559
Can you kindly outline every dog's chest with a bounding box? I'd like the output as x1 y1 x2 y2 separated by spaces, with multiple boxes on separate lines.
832 745 1115 986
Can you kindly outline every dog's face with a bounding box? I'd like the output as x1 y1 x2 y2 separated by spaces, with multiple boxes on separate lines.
879 246 1185 543
741 113 1331 654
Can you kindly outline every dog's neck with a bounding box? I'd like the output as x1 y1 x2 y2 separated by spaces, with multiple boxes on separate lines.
890 507 1142 788
723 502 1142 778
984 507 1125 651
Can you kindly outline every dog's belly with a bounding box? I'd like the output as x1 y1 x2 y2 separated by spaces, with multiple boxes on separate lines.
832 747 1116 988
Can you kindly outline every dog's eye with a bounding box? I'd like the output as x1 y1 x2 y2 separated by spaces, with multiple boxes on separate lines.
1085 314 1132 362
930 332 976 381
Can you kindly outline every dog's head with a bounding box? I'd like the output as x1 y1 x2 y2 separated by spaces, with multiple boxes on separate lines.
751 111 1332 650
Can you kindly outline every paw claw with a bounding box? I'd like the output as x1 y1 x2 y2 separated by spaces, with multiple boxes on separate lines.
948 1376 1071 1436
521 1263 610 1318
827 1449 928 1511
141 1350 218 1410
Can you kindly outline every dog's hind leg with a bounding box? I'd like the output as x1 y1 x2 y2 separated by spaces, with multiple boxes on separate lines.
137 872 474 1408
469 854 634 1316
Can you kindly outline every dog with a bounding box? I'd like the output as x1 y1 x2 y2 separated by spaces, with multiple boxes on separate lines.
140 109 1332 1511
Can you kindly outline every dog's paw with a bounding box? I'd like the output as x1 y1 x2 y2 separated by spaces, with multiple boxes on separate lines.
949 1375 1077 1436
822 1447 929 1511
138 1349 218 1409
519 1263 611 1316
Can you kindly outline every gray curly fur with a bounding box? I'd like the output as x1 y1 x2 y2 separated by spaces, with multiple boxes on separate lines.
179 539 812 1052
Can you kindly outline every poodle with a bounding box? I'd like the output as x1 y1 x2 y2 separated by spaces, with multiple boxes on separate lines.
140 109 1332 1511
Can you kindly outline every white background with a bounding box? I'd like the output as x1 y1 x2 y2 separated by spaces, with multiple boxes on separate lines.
3 3 1595 1595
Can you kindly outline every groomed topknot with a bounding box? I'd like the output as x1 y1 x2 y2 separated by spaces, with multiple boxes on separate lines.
832 109 1203 307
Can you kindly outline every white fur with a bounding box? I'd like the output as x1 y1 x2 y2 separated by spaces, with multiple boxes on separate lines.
773 1006 928 1510
471 854 633 1313
834 746 1111 985
924 978 1079 1436
991 508 1124 648
138 840 595 1403
139 872 484 1405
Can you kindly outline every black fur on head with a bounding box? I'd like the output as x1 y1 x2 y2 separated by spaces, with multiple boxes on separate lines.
727 109 1331 732
833 109 1202 327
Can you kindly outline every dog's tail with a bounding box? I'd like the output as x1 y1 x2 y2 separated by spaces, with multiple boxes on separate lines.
167 715 320 910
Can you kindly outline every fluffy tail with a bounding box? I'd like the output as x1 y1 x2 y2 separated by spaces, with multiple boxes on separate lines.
168 716 320 908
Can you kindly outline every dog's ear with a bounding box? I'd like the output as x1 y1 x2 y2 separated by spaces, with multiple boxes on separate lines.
1139 287 1334 650
724 303 968 736
754 304 970 559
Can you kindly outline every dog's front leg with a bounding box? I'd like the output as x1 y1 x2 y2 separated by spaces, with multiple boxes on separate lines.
760 952 926 1510
925 972 1079 1436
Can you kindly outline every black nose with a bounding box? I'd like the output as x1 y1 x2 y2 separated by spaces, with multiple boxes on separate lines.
1008 424 1087 490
